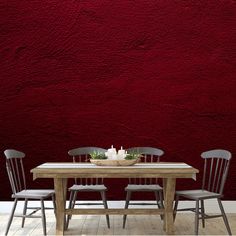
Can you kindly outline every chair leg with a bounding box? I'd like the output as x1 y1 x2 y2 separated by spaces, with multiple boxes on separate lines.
217 198 232 235
195 200 199 235
158 191 164 209
123 191 132 229
154 191 164 220
66 191 75 230
52 194 56 215
200 200 205 228
5 199 18 235
100 191 110 228
21 198 28 228
71 191 78 210
173 195 179 221
40 200 47 236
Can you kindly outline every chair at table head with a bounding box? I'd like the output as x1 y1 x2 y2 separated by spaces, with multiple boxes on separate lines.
174 149 232 235
4 149 55 236
201 149 232 195
4 149 27 196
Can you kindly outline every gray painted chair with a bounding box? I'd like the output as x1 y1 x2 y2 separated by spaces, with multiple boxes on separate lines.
66 147 110 229
4 149 55 236
174 149 232 235
123 147 164 228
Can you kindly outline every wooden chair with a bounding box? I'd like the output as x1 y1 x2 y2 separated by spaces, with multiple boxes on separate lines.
174 149 232 235
4 149 55 235
66 147 110 229
123 147 164 228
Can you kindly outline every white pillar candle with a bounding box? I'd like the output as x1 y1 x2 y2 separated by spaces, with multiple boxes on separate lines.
107 145 117 159
118 146 126 159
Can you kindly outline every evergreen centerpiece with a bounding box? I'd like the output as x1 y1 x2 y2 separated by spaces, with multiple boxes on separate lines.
90 146 141 166
89 151 107 160
125 151 142 160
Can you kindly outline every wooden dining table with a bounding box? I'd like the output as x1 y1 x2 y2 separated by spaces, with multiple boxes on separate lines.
31 162 199 235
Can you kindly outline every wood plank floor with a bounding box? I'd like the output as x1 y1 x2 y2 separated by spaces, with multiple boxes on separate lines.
1 212 235 235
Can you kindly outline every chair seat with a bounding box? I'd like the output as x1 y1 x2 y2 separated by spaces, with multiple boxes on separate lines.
176 189 222 200
69 184 107 192
13 189 55 199
125 184 163 192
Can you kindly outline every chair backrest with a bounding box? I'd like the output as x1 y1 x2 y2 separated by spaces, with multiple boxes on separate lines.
201 149 232 194
68 147 106 185
126 147 164 185
4 149 27 194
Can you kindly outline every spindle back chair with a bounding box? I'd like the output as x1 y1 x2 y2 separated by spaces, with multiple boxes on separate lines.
201 149 231 194
4 149 55 236
123 147 164 228
5 149 27 194
66 147 110 229
127 147 164 185
68 147 106 185
174 149 232 235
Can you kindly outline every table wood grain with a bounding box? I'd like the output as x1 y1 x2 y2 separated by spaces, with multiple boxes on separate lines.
31 162 198 235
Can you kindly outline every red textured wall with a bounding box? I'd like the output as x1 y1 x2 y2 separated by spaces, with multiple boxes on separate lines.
0 0 236 200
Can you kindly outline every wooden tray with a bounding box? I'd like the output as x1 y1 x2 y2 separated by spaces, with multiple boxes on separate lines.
90 159 139 166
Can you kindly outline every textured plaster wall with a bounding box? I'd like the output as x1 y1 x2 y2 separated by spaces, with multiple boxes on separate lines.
0 0 236 200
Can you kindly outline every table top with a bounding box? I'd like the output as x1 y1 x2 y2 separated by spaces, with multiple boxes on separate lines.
31 162 199 179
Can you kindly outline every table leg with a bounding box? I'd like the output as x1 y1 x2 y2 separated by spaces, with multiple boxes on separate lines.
54 178 68 235
163 178 176 235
